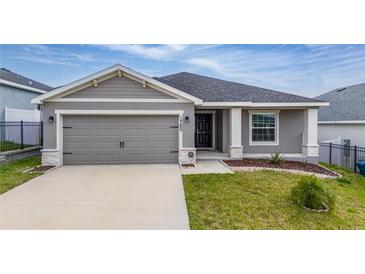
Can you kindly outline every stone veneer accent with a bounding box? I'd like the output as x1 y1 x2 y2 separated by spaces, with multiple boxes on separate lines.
42 150 61 166
179 148 197 166
228 146 243 159
302 144 319 157
302 145 319 164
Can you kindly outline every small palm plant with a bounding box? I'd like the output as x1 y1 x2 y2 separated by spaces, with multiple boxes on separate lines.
291 175 335 212
270 152 284 164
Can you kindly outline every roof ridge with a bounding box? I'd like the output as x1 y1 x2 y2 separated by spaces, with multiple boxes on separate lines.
160 71 322 102
315 82 365 99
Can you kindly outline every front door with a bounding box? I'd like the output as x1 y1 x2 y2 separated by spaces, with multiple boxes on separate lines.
195 114 212 148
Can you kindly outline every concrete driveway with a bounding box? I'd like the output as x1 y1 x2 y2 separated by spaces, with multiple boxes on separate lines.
0 165 189 229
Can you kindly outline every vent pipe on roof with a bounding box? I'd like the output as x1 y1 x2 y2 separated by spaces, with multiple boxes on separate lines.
337 88 346 92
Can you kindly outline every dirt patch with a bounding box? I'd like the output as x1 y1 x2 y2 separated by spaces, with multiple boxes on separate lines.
224 159 339 177
23 165 55 173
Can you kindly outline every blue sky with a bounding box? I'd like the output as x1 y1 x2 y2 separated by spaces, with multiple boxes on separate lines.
1 44 365 97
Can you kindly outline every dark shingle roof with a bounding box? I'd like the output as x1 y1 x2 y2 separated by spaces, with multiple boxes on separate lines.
0 68 53 91
155 72 321 103
315 83 365 121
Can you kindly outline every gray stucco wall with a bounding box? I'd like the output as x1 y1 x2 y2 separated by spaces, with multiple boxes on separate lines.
318 124 365 147
42 102 195 149
0 84 40 121
215 109 229 153
64 76 174 99
242 109 305 153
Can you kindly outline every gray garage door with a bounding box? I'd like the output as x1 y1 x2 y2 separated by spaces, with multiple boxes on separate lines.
63 115 179 165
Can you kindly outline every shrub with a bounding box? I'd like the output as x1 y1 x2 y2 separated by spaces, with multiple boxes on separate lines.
336 177 351 184
270 152 284 164
291 175 335 211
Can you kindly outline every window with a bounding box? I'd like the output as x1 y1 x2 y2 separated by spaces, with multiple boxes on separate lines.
249 111 279 145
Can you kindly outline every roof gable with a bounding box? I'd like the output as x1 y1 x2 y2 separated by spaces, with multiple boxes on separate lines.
62 76 176 100
31 64 203 104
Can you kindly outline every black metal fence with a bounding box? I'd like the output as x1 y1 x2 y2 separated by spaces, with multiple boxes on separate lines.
0 121 43 152
319 142 365 173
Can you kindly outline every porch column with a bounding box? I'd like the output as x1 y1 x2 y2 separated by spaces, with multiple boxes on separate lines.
302 108 319 162
229 108 243 159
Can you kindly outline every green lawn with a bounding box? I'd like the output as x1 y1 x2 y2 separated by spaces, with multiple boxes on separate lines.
0 156 42 194
183 164 365 229
0 141 32 152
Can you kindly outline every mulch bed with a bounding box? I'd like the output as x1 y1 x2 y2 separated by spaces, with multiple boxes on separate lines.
224 159 338 177
24 165 55 173
181 164 195 168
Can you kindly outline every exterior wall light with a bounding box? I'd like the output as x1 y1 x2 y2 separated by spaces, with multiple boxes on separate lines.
48 116 54 123
184 116 190 123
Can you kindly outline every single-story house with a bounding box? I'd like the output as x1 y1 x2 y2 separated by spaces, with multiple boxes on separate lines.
0 68 53 121
31 64 328 166
315 83 365 147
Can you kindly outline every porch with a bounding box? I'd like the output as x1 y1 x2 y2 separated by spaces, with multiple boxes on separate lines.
193 107 319 163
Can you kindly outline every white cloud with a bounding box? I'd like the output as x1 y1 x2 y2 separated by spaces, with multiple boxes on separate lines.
186 57 223 70
12 45 97 66
102 44 188 60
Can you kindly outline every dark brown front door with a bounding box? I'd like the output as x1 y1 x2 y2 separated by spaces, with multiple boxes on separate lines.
195 114 212 148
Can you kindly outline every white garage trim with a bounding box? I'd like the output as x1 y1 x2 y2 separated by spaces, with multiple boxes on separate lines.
54 109 184 166
54 109 184 116
48 98 189 103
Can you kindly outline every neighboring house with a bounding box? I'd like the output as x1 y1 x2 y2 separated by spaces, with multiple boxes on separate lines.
0 68 53 121
315 83 365 147
31 64 328 167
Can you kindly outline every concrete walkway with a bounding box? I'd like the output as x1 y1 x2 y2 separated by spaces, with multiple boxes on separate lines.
0 165 189 229
181 160 233 175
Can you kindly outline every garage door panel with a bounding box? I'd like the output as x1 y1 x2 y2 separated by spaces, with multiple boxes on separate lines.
64 141 92 150
93 149 121 155
94 141 121 149
94 128 121 137
63 115 178 165
64 128 92 137
94 155 121 162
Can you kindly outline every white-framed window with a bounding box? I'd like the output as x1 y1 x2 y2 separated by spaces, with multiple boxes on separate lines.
249 110 279 145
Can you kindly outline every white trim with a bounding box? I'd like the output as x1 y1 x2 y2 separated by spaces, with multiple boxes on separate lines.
53 109 184 166
229 108 242 148
195 110 216 150
0 79 47 94
54 109 184 115
249 110 280 146
303 108 318 147
31 64 203 105
41 149 59 152
200 102 329 107
318 120 365 124
250 102 328 107
201 102 252 107
47 98 190 103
